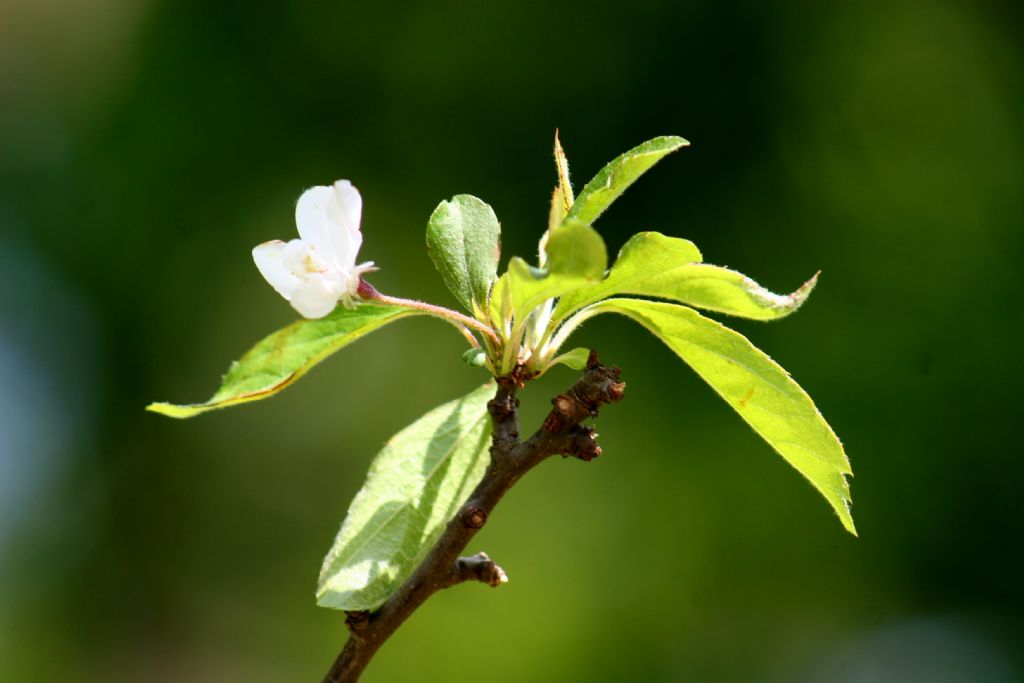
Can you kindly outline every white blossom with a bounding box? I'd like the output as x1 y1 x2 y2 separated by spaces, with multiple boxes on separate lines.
253 180 375 318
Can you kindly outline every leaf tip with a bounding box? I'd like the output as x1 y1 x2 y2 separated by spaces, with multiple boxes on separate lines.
840 507 858 537
790 271 820 310
146 402 199 419
553 129 574 210
835 475 857 536
647 135 690 153
740 269 820 319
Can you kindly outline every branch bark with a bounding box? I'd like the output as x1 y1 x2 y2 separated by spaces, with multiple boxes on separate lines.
321 351 625 682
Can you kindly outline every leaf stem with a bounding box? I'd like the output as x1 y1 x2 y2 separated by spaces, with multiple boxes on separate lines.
358 280 499 345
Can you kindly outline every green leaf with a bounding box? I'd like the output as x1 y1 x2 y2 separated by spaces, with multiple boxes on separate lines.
553 130 575 210
553 231 699 318
147 304 420 418
426 194 502 313
495 219 607 323
547 186 569 236
549 347 591 371
590 298 855 535
567 136 689 225
317 383 494 610
461 348 486 367
554 231 816 321
539 133 575 267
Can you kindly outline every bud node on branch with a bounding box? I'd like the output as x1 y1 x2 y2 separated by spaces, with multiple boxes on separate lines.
566 425 602 461
343 611 370 634
463 506 489 529
451 552 508 588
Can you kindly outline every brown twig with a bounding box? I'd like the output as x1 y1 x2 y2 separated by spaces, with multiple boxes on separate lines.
321 351 625 682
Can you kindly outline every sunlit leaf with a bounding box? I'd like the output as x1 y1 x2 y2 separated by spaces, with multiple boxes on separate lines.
554 130 574 210
553 231 699 317
548 347 591 371
567 136 689 225
494 219 607 324
589 298 855 534
147 304 420 418
540 186 565 267
540 132 575 267
554 231 816 321
426 194 502 313
317 383 494 610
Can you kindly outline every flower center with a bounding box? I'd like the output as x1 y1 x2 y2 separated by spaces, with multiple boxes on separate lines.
302 249 330 275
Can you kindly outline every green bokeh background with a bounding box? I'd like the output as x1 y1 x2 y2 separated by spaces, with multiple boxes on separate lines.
2 1 1022 681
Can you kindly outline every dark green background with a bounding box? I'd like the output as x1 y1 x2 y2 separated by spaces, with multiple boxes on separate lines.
2 1 1022 680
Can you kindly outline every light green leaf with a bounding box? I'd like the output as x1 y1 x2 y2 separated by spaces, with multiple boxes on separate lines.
553 231 700 318
554 130 574 209
554 231 816 321
549 347 591 371
317 383 494 611
540 134 574 267
426 194 502 313
590 298 855 534
147 304 420 418
543 219 608 282
488 271 512 332
567 136 689 225
461 348 486 367
495 219 607 323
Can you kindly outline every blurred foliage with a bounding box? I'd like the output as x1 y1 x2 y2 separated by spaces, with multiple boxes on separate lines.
1 0 1022 681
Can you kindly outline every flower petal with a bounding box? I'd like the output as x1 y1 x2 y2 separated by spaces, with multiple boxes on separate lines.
295 185 332 255
295 181 363 271
253 240 302 300
290 274 342 318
